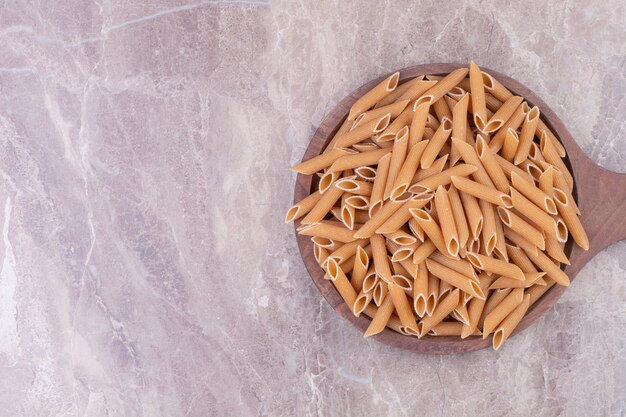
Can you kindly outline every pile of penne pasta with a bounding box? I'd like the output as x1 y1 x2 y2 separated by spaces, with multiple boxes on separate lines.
287 62 588 350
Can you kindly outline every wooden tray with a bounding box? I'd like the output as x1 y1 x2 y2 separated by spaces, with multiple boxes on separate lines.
293 63 626 354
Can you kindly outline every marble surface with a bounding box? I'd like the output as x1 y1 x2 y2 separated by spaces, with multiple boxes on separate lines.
0 0 624 416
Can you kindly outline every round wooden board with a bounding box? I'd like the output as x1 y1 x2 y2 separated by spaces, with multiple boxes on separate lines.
293 63 626 354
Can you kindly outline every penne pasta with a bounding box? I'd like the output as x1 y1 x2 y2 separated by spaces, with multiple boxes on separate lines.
300 182 343 224
481 96 523 133
350 246 370 290
521 245 570 286
409 209 451 258
326 258 358 306
292 148 356 174
353 99 410 128
476 135 510 193
459 190 483 241
492 294 530 350
450 138 496 188
469 61 488 130
501 129 519 162
408 164 478 195
389 283 419 334
513 106 541 165
433 96 453 122
466 252 525 281
497 207 546 250
285 190 322 223
414 68 469 108
409 102 432 146
335 114 392 148
479 199 497 255
511 171 557 215
482 287 524 337
411 154 449 183
375 76 422 108
553 188 589 250
510 187 566 241
420 118 453 169
376 195 433 234
329 147 391 172
299 221 356 243
489 101 528 152
383 126 410 199
417 289 461 337
434 185 460 257
426 259 485 299
398 79 438 103
390 140 430 200
461 273 494 338
446 185 470 248
348 72 400 120
364 294 395 337
451 175 513 207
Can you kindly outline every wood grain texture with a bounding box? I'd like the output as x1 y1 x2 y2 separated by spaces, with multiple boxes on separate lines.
293 63 626 354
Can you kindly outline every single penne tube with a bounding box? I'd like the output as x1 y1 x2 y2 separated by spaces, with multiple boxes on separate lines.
390 243 418 262
411 154 448 183
388 283 419 335
488 102 528 152
459 190 484 241
354 166 377 181
528 142 546 163
521 245 570 286
481 95 523 133
325 258 358 306
324 118 353 153
414 68 469 108
420 118 453 169
311 236 334 249
383 126 410 199
493 213 508 261
513 106 541 164
334 113 392 148
417 289 461 337
292 147 356 174
479 199 497 255
327 238 368 263
390 140 430 200
412 239 437 264
501 129 519 162
300 183 344 224
511 171 557 215
446 185 470 248
506 243 537 273
438 279 452 298
432 96 452 122
434 185 460 257
391 274 413 293
426 272 439 316
375 77 421 108
353 99 410 128
447 85 465 100
451 175 513 207
544 234 570 265
489 272 546 289
451 93 469 144
510 187 566 241
372 280 388 306
363 301 404 336
476 135 510 193
354 199 405 238
299 221 356 243
453 302 470 326
350 246 370 291
539 131 573 189
348 72 399 120
518 159 542 182
376 195 433 234
461 273 494 338
430 322 473 336
552 167 577 208
352 290 373 317
285 190 323 223
318 170 340 193
383 227 417 245
497 207 546 250
537 119 567 157
336 178 374 196
450 138 495 188
413 262 429 316
409 101 432 146
409 209 451 258
469 61 488 130
363 294 395 337
466 252 525 281
368 153 392 217
426 259 485 299
408 217 425 242
329 147 391 172
397 79 438 102
492 294 530 350
370 234 392 283
429 251 477 281
481 287 524 337
352 142 381 152
484 92 503 112
553 188 589 250
482 71 513 102
408 164 478 195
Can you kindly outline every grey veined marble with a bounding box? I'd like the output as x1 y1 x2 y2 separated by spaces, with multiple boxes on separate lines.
0 0 624 416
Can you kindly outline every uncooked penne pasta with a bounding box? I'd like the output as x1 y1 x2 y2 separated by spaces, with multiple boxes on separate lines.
466 252 525 281
513 106 540 165
408 164 477 195
481 95 523 133
511 171 557 215
383 126 410 199
348 72 399 120
553 188 589 250
434 185 460 257
469 61 488 130
420 118 452 169
451 175 513 207
476 135 509 193
391 140 430 200
414 68 469 107
329 147 391 172
291 64 585 350
285 190 322 223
